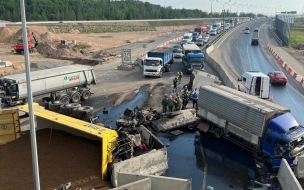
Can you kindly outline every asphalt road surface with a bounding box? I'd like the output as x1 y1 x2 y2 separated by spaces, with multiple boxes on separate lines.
85 27 266 189
212 18 304 125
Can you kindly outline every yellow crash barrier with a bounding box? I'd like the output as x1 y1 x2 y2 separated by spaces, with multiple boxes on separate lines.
18 103 118 179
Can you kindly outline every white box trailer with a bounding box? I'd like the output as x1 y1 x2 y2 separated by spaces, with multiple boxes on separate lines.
0 64 96 106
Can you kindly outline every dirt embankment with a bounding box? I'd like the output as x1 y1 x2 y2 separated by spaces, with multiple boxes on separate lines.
0 129 111 190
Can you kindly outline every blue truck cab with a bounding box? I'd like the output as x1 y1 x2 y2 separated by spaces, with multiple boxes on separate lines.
182 44 205 74
183 52 205 74
262 113 304 168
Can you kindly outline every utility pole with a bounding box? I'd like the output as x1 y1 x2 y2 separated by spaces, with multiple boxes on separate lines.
210 0 215 14
19 0 41 189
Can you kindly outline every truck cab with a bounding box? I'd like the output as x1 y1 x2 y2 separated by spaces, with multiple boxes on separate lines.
143 58 164 77
261 113 304 168
183 52 205 74
238 71 270 99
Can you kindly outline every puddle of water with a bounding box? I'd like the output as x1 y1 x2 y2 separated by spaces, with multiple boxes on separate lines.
96 86 149 128
157 131 261 190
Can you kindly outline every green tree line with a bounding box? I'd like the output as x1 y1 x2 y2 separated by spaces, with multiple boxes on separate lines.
0 0 259 22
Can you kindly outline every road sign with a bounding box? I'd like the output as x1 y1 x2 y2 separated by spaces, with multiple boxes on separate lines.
121 49 131 65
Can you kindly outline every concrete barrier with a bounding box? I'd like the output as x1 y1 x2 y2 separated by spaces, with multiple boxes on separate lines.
205 47 237 89
110 178 151 190
116 172 191 190
278 159 303 190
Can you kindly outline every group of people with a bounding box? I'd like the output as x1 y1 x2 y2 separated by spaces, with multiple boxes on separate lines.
161 71 198 113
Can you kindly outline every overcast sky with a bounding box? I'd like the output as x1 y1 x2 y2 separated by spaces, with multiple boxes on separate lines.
143 0 304 15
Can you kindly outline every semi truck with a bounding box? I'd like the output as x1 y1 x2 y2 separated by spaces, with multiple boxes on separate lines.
143 47 173 78
194 25 207 35
197 84 304 168
0 64 96 106
182 44 205 74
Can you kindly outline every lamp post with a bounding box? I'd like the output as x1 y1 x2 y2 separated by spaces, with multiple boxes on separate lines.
275 5 281 15
209 0 215 14
216 0 231 10
232 3 239 16
19 0 41 189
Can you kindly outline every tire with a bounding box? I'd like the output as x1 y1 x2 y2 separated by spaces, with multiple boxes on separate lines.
72 106 94 119
56 94 70 104
283 82 286 85
167 67 170 72
214 128 222 139
48 101 63 112
238 85 240 91
159 71 162 78
80 89 91 101
60 103 81 115
71 92 81 103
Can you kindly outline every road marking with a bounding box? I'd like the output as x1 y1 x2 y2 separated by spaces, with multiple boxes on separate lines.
199 138 208 190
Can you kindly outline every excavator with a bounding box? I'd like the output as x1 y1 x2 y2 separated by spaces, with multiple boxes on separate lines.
14 32 39 54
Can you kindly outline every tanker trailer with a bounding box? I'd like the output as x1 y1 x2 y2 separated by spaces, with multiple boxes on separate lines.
0 64 96 106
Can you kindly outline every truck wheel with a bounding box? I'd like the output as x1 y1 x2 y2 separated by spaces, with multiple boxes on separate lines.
60 103 81 115
214 128 222 139
159 72 162 78
48 101 63 112
167 67 171 72
80 89 91 101
71 92 81 103
72 106 93 119
237 85 240 91
56 94 70 104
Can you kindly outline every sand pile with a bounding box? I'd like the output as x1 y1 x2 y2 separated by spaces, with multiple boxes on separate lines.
36 42 82 58
10 26 55 44
0 27 15 43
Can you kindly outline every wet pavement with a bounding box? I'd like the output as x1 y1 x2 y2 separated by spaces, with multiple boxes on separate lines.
88 55 267 189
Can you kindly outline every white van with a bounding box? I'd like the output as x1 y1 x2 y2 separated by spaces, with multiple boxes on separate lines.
237 71 270 99
183 33 193 41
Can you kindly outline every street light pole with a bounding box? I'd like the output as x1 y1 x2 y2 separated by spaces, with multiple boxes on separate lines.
209 0 215 14
275 5 281 15
19 0 41 189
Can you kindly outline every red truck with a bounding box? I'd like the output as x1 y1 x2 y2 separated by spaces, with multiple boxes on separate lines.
14 32 39 54
194 26 207 35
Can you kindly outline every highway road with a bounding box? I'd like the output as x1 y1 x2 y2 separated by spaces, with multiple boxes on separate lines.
212 18 304 125
85 28 262 189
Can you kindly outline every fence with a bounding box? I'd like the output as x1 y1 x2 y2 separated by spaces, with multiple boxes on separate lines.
274 15 304 46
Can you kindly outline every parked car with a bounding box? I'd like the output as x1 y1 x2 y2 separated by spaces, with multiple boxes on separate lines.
196 38 205 46
209 29 217 36
201 37 208 43
173 49 183 58
192 32 200 41
172 45 182 52
181 39 191 46
245 26 250 30
202 34 210 41
217 28 222 34
267 71 288 85
254 28 259 32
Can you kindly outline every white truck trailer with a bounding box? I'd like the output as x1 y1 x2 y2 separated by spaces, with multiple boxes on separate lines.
197 84 304 168
0 64 96 106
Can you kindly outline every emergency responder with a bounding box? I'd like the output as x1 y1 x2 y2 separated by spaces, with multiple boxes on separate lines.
167 95 175 112
173 76 178 92
177 70 183 82
192 91 198 108
181 88 189 109
161 95 168 113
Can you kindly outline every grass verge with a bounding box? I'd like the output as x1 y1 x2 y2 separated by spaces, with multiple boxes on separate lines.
290 29 304 47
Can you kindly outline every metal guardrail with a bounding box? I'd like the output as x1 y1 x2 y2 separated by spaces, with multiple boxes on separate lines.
270 27 283 46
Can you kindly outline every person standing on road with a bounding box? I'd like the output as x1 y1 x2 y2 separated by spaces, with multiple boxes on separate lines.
177 70 183 83
173 77 178 92
168 95 174 112
182 89 189 110
174 95 181 110
161 95 169 113
191 91 198 108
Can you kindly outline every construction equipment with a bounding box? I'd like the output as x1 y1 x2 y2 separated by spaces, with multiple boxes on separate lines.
0 64 96 106
14 32 39 54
